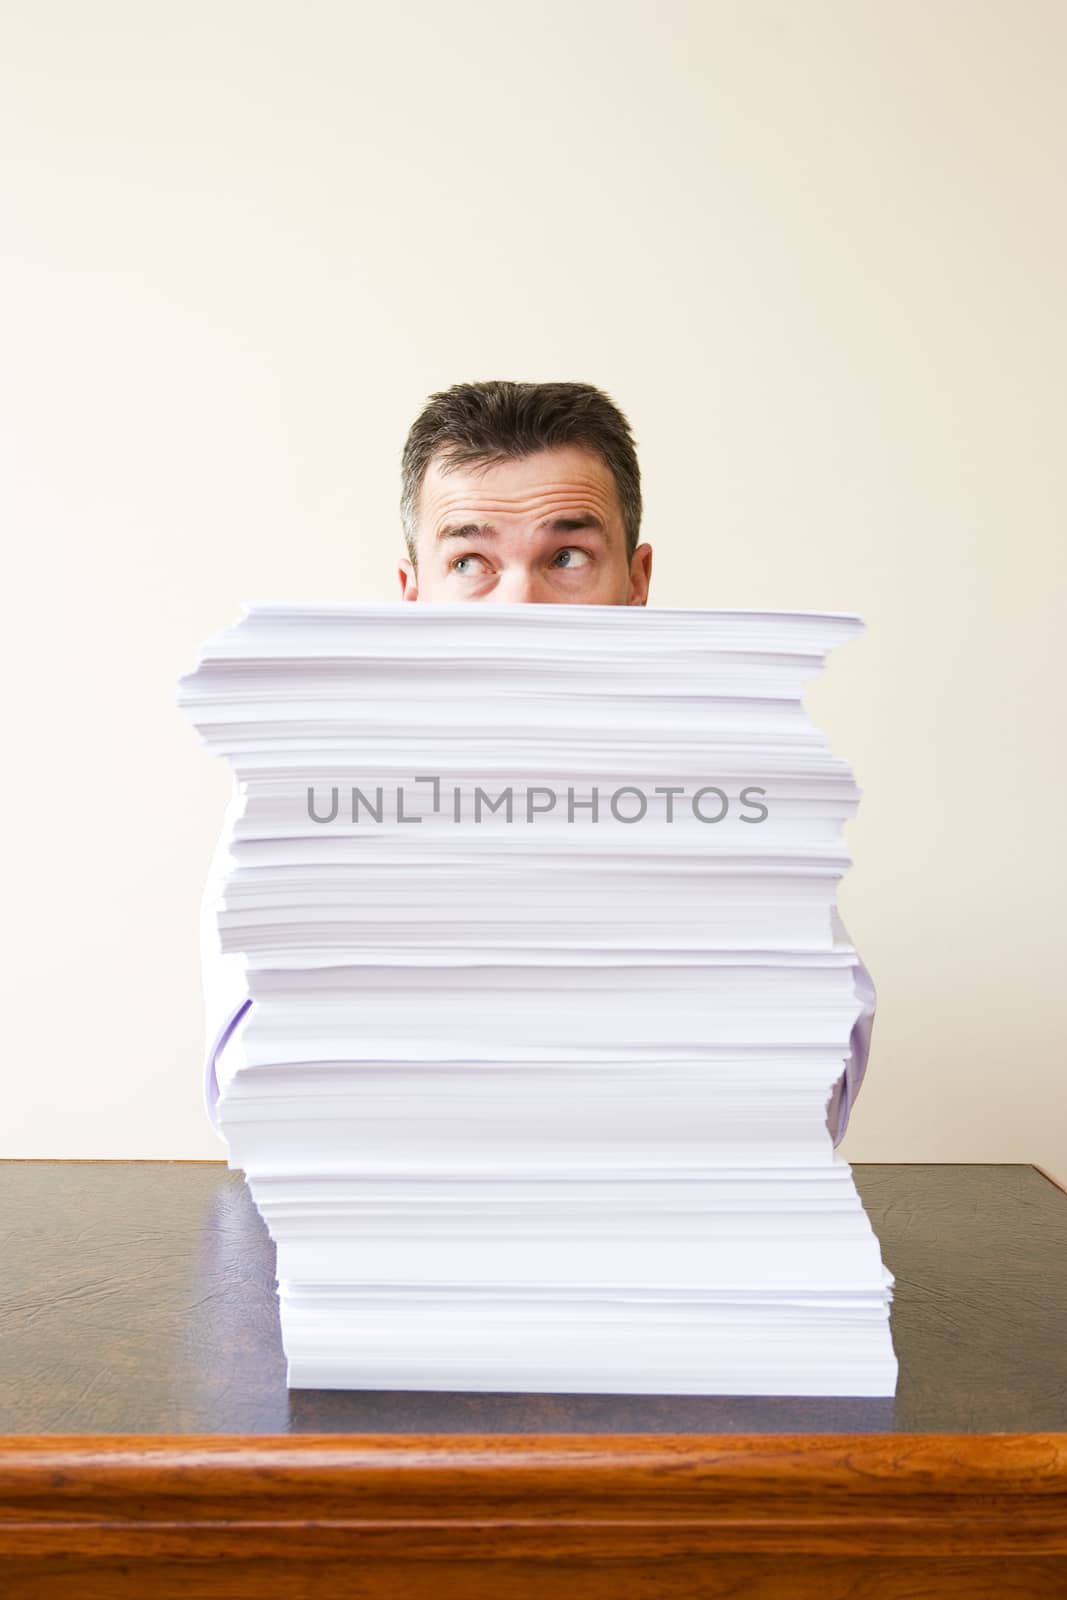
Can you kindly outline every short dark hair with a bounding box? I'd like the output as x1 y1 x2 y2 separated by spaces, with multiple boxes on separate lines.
400 380 642 566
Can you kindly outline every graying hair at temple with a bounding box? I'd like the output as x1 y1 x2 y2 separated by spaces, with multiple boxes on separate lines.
399 379 643 568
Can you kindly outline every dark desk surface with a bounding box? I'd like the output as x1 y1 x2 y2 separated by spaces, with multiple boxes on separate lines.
2 1160 1065 1436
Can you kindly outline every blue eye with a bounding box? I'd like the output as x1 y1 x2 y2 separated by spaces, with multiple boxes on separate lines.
553 547 589 569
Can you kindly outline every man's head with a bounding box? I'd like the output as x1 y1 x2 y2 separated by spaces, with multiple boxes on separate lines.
398 381 652 604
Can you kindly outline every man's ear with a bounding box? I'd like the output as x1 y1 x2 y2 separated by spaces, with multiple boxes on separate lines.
627 542 653 606
398 557 419 601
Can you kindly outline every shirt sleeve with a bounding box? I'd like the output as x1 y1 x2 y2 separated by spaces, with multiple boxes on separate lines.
199 777 252 1132
825 910 876 1148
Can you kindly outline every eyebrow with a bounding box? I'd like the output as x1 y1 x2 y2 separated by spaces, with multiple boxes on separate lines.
436 522 497 543
546 514 606 536
435 514 607 543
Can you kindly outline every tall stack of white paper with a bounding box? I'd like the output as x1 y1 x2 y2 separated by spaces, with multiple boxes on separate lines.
179 602 897 1395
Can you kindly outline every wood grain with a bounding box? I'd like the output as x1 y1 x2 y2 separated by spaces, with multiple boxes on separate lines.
1 1433 1065 1596
2 1556 1064 1600
1 1431 1066 1555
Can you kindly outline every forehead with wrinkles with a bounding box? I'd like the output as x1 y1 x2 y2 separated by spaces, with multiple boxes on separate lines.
417 446 624 543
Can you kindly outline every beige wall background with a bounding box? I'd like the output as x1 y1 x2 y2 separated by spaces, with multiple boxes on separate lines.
1 1 1063 1172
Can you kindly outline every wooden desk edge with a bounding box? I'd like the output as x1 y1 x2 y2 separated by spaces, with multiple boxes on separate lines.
1 1433 1065 1559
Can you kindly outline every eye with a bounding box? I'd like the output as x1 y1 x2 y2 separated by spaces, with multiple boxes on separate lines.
551 547 591 569
450 552 490 575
